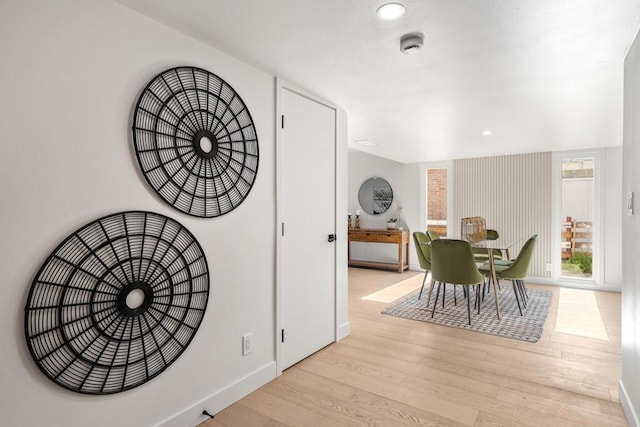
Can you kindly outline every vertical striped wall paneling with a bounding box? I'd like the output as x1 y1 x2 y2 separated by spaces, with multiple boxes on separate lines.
453 152 551 278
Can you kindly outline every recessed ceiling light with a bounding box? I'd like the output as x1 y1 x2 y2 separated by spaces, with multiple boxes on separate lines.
482 130 492 136
354 139 377 147
376 3 405 20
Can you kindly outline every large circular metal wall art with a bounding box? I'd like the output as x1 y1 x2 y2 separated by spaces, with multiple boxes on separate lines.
132 66 259 217
24 211 210 394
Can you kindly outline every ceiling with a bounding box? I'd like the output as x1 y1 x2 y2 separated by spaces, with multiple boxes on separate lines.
116 0 640 164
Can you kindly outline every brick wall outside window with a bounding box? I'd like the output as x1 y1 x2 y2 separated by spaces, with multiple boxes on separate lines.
427 169 447 235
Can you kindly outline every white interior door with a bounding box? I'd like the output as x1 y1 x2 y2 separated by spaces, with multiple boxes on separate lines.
279 86 336 370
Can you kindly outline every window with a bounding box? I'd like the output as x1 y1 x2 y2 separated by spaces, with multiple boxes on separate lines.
560 158 594 279
552 151 601 285
421 161 452 237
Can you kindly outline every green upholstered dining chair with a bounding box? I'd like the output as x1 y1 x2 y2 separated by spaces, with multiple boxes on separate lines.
412 232 432 300
486 229 499 240
426 230 440 241
417 232 459 307
429 239 485 325
478 235 537 316
472 229 503 263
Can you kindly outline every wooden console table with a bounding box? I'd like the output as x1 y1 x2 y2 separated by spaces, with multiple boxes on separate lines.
348 228 410 273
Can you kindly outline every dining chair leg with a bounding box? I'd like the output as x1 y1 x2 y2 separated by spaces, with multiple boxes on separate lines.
453 285 457 306
442 283 447 308
432 282 442 318
473 287 477 310
418 272 428 299
516 280 527 308
425 279 436 308
519 279 529 299
512 280 523 316
517 281 527 308
476 284 481 314
466 286 472 325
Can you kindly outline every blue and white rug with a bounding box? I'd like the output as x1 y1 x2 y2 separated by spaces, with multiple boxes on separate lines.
382 285 552 342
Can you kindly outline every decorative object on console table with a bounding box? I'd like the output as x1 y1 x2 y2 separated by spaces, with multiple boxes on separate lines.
460 216 487 243
387 218 398 230
348 213 353 229
354 215 361 229
348 228 410 273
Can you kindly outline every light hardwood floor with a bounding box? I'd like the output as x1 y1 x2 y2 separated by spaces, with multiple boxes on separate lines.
203 268 625 426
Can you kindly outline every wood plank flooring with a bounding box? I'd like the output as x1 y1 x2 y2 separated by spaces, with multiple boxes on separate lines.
203 268 625 426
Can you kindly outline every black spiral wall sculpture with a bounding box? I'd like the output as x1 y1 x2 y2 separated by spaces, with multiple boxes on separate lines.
24 211 209 394
132 66 259 218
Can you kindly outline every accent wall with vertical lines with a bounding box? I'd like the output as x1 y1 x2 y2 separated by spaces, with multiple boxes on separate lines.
453 152 551 278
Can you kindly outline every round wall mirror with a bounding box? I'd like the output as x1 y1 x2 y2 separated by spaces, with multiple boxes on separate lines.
358 177 393 215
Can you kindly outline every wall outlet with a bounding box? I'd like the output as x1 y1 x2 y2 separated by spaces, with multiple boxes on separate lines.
242 333 253 356
546 262 552 272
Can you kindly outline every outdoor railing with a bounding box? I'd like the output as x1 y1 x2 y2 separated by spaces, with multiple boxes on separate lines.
561 219 592 259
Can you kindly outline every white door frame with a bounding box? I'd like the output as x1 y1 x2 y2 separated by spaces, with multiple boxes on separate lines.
275 78 349 375
551 149 604 288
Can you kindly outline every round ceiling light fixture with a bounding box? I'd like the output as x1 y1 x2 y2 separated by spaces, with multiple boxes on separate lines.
400 32 424 54
376 3 406 20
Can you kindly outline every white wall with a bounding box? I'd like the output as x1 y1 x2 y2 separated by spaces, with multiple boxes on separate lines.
603 147 623 289
348 150 420 269
0 1 278 426
621 27 640 427
335 112 350 340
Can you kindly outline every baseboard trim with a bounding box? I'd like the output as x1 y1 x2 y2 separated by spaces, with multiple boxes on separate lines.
620 380 640 427
525 276 554 285
156 361 277 427
525 276 622 292
337 321 350 341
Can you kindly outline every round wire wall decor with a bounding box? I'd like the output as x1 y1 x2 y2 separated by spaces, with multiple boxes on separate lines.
132 66 259 218
24 211 210 394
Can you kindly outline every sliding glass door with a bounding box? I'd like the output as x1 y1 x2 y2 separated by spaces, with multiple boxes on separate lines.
553 151 601 285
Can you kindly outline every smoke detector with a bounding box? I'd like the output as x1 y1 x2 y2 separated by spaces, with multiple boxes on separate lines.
400 33 424 54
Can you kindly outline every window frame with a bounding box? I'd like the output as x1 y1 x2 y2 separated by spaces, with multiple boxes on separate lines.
551 150 603 287
420 161 454 237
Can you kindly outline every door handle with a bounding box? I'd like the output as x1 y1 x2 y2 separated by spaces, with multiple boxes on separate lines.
328 234 336 242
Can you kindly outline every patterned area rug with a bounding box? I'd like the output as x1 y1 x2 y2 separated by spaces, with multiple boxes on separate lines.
382 285 552 342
